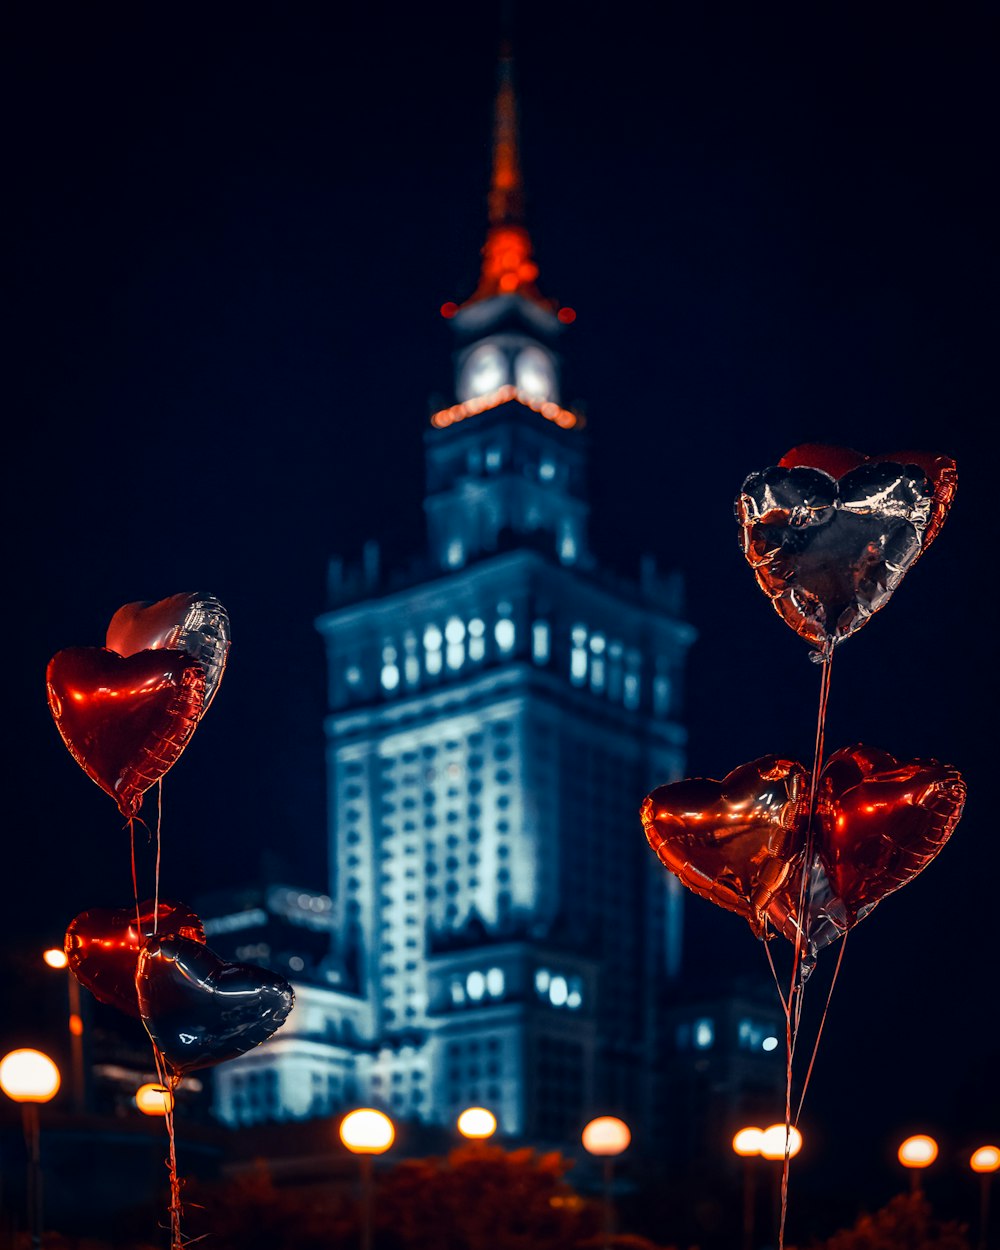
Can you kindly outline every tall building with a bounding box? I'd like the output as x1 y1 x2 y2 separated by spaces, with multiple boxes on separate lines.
210 51 703 1145
318 50 695 1141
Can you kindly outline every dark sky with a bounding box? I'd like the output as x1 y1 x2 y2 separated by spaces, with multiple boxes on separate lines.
6 0 997 1197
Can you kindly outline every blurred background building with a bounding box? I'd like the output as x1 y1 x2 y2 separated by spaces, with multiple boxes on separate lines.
200 49 784 1158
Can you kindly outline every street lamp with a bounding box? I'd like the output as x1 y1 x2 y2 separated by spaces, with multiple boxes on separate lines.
759 1124 803 1161
136 1083 175 1116
732 1127 765 1250
44 946 86 1114
582 1116 631 1250
898 1134 938 1195
340 1109 394 1250
457 1106 497 1141
0 1048 61 1250
970 1144 1000 1250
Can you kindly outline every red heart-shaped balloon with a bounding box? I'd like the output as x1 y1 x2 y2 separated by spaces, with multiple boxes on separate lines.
737 446 956 653
106 592 231 712
137 935 295 1076
814 743 966 925
65 900 206 1017
46 647 205 818
641 757 809 938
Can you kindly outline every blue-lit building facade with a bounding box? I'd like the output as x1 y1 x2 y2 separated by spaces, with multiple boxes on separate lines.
207 56 784 1151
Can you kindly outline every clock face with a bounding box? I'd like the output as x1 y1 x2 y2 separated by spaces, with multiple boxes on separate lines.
515 346 555 401
460 344 507 400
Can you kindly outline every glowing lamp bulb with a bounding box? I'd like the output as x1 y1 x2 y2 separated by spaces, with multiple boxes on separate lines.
136 1083 175 1116
760 1124 803 1160
339 1108 394 1155
43 949 69 969
582 1116 631 1157
898 1135 938 1169
458 1106 497 1140
732 1127 764 1157
970 1145 1000 1174
0 1049 61 1104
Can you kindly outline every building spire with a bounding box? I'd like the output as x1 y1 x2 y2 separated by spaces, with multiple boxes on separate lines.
461 44 551 311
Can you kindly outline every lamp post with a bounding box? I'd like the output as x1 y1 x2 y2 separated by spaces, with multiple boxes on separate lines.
898 1134 938 1196
340 1108 394 1250
0 1048 61 1250
582 1116 631 1250
970 1144 1000 1250
43 947 86 1114
732 1127 765 1250
759 1123 803 1240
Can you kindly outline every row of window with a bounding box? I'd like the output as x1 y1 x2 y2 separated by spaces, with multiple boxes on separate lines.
675 1017 781 1053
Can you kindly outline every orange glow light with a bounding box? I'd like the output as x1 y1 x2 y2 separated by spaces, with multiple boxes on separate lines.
69 1014 84 1037
971 1145 1000 1174
732 1127 764 1157
582 1116 631 1157
760 1124 803 1160
136 1083 175 1116
43 948 69 969
340 1108 394 1155
457 1106 497 1140
898 1135 938 1169
430 386 582 432
0 1049 61 1104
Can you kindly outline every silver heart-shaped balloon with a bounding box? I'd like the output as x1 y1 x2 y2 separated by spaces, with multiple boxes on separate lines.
106 592 231 710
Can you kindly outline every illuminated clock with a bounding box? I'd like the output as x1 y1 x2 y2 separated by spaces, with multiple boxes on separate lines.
514 346 555 401
459 344 508 400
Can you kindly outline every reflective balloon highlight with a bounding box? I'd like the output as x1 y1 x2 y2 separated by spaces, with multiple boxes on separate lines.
65 901 206 1018
46 647 205 818
106 592 231 711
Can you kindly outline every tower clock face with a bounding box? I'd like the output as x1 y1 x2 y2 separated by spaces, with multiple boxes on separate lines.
460 344 507 400
515 346 555 401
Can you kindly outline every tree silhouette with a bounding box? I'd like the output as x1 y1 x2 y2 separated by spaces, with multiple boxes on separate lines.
805 1191 970 1250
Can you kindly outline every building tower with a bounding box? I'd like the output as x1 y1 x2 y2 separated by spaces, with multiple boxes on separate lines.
311 50 695 1143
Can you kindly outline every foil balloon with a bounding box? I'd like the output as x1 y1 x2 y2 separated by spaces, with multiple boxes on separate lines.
814 744 966 925
737 445 956 655
106 592 231 712
136 935 294 1076
65 901 206 1018
46 647 206 818
641 757 809 937
644 745 966 962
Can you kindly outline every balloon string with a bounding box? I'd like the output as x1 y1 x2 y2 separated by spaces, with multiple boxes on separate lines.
152 1047 184 1250
778 644 835 1250
795 931 848 1127
153 780 164 934
129 816 142 932
762 935 790 1018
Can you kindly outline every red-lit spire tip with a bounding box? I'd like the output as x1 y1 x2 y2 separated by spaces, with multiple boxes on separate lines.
458 45 556 313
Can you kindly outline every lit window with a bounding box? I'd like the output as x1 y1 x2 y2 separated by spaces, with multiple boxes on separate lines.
693 1018 714 1049
466 971 486 1001
424 625 443 651
485 447 502 472
762 1036 779 1052
538 459 556 481
405 654 420 686
381 664 400 691
534 968 550 995
486 967 505 997
446 540 464 568
559 530 577 565
549 976 568 1007
590 656 605 693
654 674 671 716
445 618 465 644
468 618 485 637
532 621 550 664
571 624 587 647
623 674 639 709
570 647 587 685
495 619 515 652
566 977 583 1010
468 618 485 662
345 665 362 687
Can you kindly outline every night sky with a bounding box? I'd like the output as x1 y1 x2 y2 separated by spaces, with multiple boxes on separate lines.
6 0 997 1202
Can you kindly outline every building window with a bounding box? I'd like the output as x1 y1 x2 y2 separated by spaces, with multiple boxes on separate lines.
570 623 588 685
467 971 486 1001
693 1018 715 1050
486 967 505 997
495 618 515 652
468 618 486 662
532 620 550 664
381 643 400 692
424 624 443 676
445 617 465 670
